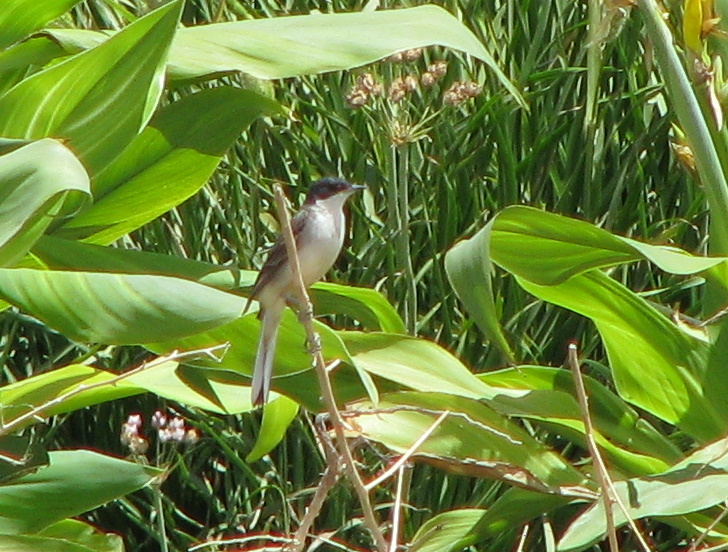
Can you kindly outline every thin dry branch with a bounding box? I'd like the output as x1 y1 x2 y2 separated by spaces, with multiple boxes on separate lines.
272 185 387 552
568 343 652 552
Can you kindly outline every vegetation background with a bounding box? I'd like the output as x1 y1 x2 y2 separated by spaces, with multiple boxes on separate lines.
3 0 728 551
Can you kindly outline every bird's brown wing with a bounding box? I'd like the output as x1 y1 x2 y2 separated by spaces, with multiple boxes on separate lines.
245 209 310 310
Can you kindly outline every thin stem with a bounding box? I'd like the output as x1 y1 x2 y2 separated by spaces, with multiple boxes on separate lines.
154 483 169 552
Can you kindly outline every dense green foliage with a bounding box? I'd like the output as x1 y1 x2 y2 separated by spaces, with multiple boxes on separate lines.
3 0 728 551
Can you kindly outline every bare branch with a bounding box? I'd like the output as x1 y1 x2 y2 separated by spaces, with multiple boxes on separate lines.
273 185 387 552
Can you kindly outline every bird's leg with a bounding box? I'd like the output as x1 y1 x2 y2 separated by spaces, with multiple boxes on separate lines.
285 295 320 353
307 332 322 355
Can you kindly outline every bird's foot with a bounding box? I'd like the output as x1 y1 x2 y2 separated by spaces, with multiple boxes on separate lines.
306 333 322 355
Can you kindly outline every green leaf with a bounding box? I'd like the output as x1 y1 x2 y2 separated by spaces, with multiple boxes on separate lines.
41 5 524 105
37 519 123 552
519 271 723 441
489 206 724 286
0 450 160 534
0 269 246 344
58 87 281 244
0 363 141 431
148 310 365 411
445 218 515 363
32 236 400 332
246 395 299 462
461 488 570 549
0 1 182 174
314 282 406 333
408 509 486 552
347 392 587 492
0 0 82 50
0 533 119 552
0 139 90 266
0 436 49 483
481 367 680 474
342 332 498 399
558 435 728 551
447 206 728 440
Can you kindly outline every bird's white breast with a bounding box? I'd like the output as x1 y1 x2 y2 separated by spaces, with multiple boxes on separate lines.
296 195 347 286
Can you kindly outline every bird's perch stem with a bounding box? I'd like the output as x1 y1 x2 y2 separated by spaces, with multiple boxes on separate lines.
273 185 387 552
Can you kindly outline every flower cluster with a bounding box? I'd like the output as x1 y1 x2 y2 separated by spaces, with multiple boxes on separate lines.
152 410 200 444
120 411 200 456
120 414 149 455
388 75 419 103
345 50 478 109
443 80 483 106
345 72 384 108
387 48 423 63
421 60 448 87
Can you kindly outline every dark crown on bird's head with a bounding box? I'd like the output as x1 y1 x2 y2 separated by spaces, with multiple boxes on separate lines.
305 177 364 203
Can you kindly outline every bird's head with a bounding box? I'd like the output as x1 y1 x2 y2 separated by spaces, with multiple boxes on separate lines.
305 177 365 204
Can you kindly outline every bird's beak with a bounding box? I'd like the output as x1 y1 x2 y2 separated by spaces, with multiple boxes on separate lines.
351 184 366 192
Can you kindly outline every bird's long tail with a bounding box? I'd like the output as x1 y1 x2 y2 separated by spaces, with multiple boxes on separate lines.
251 303 283 406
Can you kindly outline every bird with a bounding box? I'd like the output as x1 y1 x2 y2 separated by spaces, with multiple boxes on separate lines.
246 177 365 406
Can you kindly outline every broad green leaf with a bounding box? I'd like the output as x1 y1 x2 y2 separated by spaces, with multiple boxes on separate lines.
461 488 570 549
0 533 118 552
447 206 728 440
0 359 247 429
0 363 142 431
314 282 406 333
148 310 366 411
58 87 281 244
0 0 82 50
0 450 160 534
347 392 587 492
41 5 524 105
0 436 49 483
490 206 725 286
446 206 727 359
31 235 247 283
169 5 522 100
519 271 725 441
246 395 299 462
0 139 90 266
124 363 253 414
558 436 728 551
408 509 486 552
0 1 182 174
341 332 499 399
0 35 66 70
0 269 246 344
37 519 123 552
482 367 681 473
33 235 402 332
445 217 515 362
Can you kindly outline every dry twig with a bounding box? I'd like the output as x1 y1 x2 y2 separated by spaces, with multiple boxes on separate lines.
272 185 387 552
568 343 652 552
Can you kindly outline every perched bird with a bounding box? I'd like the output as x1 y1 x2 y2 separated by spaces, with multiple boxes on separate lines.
246 178 365 406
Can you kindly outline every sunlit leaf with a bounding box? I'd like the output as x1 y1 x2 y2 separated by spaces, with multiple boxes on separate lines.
0 1 182 174
347 392 587 492
408 509 486 552
40 5 524 105
0 0 82 50
58 87 281 244
482 366 680 474
0 450 160 534
559 436 728 550
0 269 246 344
0 139 90 266
246 395 299 462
